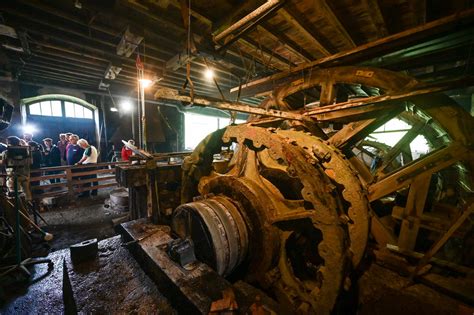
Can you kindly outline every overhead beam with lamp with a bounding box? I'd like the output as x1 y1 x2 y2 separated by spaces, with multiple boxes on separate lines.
155 76 473 123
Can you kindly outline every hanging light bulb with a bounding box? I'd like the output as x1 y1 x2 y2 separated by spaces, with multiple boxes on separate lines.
204 68 214 80
139 78 153 88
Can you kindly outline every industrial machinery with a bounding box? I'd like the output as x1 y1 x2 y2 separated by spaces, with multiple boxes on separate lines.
120 66 474 314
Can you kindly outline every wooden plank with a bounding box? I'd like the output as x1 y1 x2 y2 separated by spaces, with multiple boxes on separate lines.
397 173 432 250
317 0 356 48
278 8 331 56
238 37 292 70
412 202 474 277
31 161 127 173
361 0 389 37
154 87 307 121
66 168 74 198
71 169 116 177
213 0 282 42
371 213 397 247
230 8 474 97
30 173 66 181
328 108 400 149
304 77 474 119
257 24 313 62
33 190 68 199
375 121 426 176
75 182 118 193
31 182 66 191
368 143 469 201
386 244 474 276
71 176 116 186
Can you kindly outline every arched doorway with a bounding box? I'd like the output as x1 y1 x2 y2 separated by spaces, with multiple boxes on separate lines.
20 94 100 148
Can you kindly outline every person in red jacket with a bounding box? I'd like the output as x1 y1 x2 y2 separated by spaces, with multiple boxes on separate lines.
121 139 134 161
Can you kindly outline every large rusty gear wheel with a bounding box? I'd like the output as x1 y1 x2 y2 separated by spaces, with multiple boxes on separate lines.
177 125 370 313
264 65 474 257
173 66 474 314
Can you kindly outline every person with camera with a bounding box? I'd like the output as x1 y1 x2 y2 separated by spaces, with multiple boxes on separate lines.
0 136 32 201
28 141 43 193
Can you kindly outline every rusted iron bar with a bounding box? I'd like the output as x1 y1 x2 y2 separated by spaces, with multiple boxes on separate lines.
230 8 474 97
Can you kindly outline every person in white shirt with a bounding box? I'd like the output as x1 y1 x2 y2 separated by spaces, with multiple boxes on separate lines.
76 139 98 197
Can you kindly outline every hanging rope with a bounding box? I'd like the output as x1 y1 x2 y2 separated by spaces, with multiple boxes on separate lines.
180 0 194 104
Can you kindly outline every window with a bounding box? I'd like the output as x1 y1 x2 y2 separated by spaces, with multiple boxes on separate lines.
28 100 93 119
184 113 246 150
65 102 93 119
367 118 430 159
28 100 62 117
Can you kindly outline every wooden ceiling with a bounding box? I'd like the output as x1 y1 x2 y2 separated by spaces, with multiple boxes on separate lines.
0 0 472 105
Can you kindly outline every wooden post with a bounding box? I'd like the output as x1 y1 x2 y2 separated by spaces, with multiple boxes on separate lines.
411 202 474 278
65 167 74 198
397 173 432 250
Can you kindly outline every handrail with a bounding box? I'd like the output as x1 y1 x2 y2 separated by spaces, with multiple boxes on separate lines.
0 161 126 203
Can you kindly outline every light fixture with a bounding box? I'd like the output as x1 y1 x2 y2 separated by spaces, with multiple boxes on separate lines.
22 124 36 135
119 100 133 112
139 78 153 88
110 107 118 112
204 68 214 80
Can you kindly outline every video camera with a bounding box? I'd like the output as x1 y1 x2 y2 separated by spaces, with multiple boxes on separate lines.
5 146 30 167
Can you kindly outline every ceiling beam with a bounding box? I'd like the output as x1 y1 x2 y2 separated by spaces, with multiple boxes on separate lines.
214 0 283 43
230 8 474 97
256 24 313 62
361 0 389 38
11 0 268 87
278 8 331 56
408 0 427 26
318 0 356 48
239 36 294 69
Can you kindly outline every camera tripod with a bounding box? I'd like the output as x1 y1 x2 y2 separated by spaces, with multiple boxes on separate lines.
0 173 53 280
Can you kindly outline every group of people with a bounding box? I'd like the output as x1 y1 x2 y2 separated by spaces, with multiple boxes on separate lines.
0 132 98 198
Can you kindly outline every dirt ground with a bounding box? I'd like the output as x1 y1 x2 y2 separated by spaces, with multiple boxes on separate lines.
40 188 127 251
1 190 473 314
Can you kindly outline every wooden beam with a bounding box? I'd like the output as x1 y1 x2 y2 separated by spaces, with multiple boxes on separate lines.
304 77 474 121
361 0 389 37
212 0 260 35
256 24 313 62
375 121 426 176
408 0 427 26
238 37 293 70
278 8 331 56
328 113 397 149
154 87 306 121
231 8 474 97
368 142 469 201
317 0 356 48
397 173 432 250
412 202 474 277
386 244 474 275
214 0 282 42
